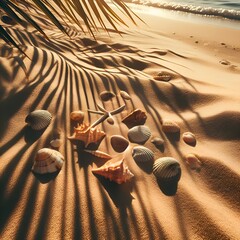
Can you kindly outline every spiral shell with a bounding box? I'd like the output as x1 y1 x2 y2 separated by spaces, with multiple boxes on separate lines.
32 148 64 174
70 111 84 123
182 132 196 146
84 150 112 160
122 109 147 128
162 120 180 133
25 110 52 130
110 135 129 153
153 157 181 182
128 125 151 144
132 146 154 163
99 91 116 101
120 90 131 100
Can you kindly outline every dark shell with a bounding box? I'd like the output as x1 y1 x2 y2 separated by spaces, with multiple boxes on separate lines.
122 109 147 128
151 137 164 147
1 15 16 25
128 125 151 144
132 146 154 163
25 110 52 131
110 135 129 153
99 91 116 101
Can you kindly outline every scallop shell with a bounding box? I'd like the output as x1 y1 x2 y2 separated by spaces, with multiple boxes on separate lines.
68 123 106 148
122 109 147 128
132 146 154 163
84 150 112 160
153 157 181 182
70 111 84 123
151 137 164 147
25 110 52 130
120 90 131 100
185 154 202 172
99 91 116 101
50 139 62 149
182 132 196 146
32 148 64 174
128 125 151 144
110 135 129 153
162 120 180 133
92 159 134 184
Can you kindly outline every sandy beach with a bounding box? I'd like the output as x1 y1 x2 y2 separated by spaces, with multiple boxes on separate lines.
1 2 240 240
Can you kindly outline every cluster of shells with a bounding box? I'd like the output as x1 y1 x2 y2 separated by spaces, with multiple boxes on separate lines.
27 89 202 190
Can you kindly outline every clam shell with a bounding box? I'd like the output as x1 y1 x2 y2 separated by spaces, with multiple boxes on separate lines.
151 137 164 147
122 109 147 128
120 90 131 100
32 148 64 174
70 111 84 122
25 110 52 130
182 132 196 146
153 157 181 182
50 139 62 149
110 135 129 153
162 120 180 133
185 154 202 172
128 125 151 144
99 91 116 101
132 146 154 163
92 159 134 184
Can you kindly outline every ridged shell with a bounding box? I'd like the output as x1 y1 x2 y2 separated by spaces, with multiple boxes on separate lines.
25 110 52 130
110 135 129 153
120 90 131 100
153 71 173 81
92 159 134 184
153 157 181 181
84 150 112 160
162 120 180 133
185 153 202 172
128 125 151 144
122 109 147 128
99 91 116 101
182 132 196 146
32 148 64 174
70 111 84 123
151 137 164 147
132 146 154 163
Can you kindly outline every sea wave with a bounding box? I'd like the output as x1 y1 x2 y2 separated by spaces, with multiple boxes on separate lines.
124 0 240 21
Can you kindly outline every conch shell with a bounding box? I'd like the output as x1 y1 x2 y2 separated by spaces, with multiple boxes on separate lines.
92 159 134 184
68 123 106 148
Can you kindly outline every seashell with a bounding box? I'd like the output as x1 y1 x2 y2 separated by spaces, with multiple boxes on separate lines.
25 110 52 130
122 109 147 128
68 123 106 148
153 157 181 182
182 132 196 146
99 91 116 101
153 71 172 82
219 60 230 65
162 120 180 133
70 111 84 123
92 159 134 184
84 150 112 160
120 90 131 100
151 137 164 147
32 148 64 174
132 146 154 163
50 139 62 149
110 135 129 153
185 154 202 172
107 116 114 125
128 125 151 144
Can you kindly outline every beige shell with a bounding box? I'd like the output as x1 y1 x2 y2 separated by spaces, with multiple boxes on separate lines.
107 116 114 125
153 71 173 81
32 148 64 174
92 159 134 184
110 135 129 153
153 157 181 182
99 91 116 101
132 146 154 163
128 125 151 144
162 120 180 133
182 132 196 146
50 139 62 149
25 110 52 130
120 90 131 100
70 111 84 123
84 150 112 160
68 123 106 148
151 137 164 147
122 109 147 128
185 154 202 172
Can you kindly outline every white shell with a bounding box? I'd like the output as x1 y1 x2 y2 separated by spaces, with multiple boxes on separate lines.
120 90 131 100
32 148 64 174
153 157 181 181
128 125 151 144
132 146 154 163
25 110 52 130
182 132 196 146
162 120 180 133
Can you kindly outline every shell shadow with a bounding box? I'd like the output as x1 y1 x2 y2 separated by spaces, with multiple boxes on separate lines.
156 170 181 196
32 171 60 184
135 161 153 174
165 131 180 142
24 125 46 143
94 175 134 208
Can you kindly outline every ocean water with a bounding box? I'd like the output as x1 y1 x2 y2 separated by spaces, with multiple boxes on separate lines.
124 0 240 20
